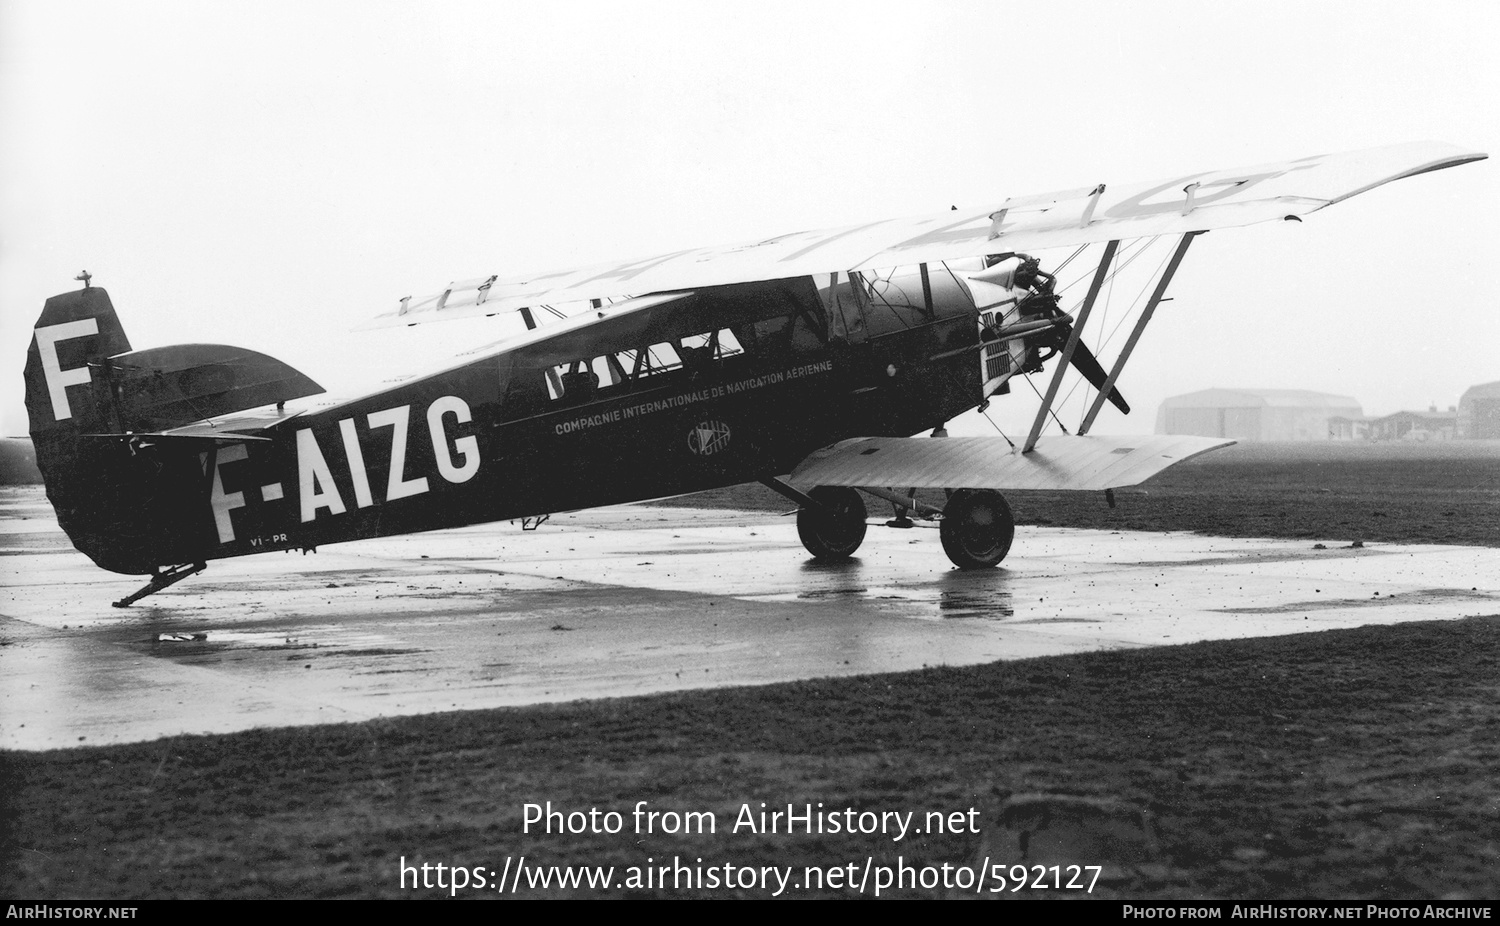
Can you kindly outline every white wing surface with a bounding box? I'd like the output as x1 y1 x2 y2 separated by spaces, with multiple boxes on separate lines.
788 434 1235 492
369 141 1484 328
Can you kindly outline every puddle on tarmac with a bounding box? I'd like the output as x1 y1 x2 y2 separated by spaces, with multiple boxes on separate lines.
748 581 1015 619
936 586 1015 618
142 628 421 661
1215 587 1499 614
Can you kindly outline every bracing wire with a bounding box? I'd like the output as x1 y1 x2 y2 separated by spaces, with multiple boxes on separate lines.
1097 243 1172 355
1056 237 1154 302
981 406 1016 449
1022 370 1071 436
1054 237 1171 427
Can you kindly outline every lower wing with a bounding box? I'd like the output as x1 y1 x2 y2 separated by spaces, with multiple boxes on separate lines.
788 434 1234 492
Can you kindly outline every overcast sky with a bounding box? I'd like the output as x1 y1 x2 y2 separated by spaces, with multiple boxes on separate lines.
3 0 1497 438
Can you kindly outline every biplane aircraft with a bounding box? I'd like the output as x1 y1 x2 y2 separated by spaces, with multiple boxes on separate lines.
24 142 1485 606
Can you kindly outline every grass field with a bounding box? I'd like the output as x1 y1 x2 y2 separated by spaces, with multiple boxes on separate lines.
3 440 1498 899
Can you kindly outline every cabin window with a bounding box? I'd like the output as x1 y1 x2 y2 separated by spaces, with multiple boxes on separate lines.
733 303 827 359
545 356 614 402
544 328 746 402
858 266 947 331
677 328 743 370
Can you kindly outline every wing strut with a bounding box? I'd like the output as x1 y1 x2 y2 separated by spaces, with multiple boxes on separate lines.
1078 231 1201 435
760 477 827 512
1022 240 1118 453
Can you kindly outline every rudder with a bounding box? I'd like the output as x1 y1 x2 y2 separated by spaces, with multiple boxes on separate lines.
23 286 167 574
24 285 132 440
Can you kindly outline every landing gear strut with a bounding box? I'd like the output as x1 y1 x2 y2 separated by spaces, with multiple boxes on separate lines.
112 562 205 608
939 489 1014 569
795 486 867 561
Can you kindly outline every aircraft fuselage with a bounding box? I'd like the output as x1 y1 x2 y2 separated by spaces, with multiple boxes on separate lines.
35 269 999 575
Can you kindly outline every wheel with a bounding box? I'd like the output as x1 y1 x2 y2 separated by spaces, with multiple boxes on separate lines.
796 486 867 560
940 488 1014 569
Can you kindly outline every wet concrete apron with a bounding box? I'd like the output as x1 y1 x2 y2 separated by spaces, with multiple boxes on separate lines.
3 487 1496 750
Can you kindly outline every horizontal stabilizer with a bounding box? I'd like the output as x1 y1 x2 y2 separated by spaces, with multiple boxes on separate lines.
788 434 1234 492
106 344 323 431
84 410 307 443
85 428 270 443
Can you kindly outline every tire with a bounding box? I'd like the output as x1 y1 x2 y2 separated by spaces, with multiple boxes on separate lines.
796 486 867 560
940 488 1014 569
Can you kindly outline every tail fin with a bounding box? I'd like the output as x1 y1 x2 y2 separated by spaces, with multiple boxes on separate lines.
24 286 131 440
24 287 158 574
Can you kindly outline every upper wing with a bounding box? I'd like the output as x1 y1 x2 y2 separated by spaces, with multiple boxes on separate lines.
369 141 1484 328
788 434 1234 492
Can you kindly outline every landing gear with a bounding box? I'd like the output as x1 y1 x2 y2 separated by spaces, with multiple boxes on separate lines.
796 486 867 561
112 562 206 607
768 477 1012 567
939 489 1014 569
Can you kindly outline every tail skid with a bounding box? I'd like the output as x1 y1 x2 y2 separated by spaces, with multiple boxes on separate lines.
112 562 206 608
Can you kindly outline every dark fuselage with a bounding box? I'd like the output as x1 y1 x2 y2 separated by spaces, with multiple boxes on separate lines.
75 271 992 574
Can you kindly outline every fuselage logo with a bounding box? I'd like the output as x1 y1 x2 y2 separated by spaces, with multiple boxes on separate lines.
687 420 732 456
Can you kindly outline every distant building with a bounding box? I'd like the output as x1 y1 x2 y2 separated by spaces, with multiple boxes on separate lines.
1458 381 1500 439
1155 389 1363 442
1367 407 1458 441
1327 415 1371 441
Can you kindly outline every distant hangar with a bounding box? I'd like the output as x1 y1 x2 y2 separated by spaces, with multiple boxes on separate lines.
1155 389 1362 442
1458 380 1500 439
1157 382 1500 441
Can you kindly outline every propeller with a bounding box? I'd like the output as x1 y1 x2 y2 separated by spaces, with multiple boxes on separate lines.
1063 332 1129 414
1033 323 1130 415
986 257 1129 415
1011 264 1130 415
